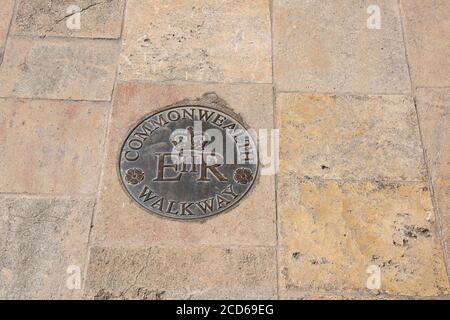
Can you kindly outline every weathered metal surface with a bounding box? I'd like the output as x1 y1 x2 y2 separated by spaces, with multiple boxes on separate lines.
118 93 258 220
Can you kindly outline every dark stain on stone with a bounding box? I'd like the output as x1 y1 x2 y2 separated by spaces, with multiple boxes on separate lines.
94 288 166 300
310 257 329 265
292 252 302 260
404 225 431 239
373 181 401 192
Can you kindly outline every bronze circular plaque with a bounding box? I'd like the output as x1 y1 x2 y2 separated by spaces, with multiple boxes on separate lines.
118 93 258 220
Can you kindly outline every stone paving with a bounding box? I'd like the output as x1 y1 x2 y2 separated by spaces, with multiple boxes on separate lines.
0 0 449 299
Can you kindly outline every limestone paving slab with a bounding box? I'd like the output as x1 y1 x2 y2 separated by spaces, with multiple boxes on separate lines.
91 82 276 246
273 0 410 93
400 0 450 87
0 196 94 299
415 88 450 258
278 178 449 297
277 92 449 297
12 0 126 39
415 89 450 181
119 0 272 83
84 246 277 299
280 292 410 300
0 0 14 64
0 37 119 101
0 98 108 194
277 93 426 182
434 178 450 261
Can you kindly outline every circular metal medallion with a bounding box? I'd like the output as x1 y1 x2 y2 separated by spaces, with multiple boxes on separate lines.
118 93 258 220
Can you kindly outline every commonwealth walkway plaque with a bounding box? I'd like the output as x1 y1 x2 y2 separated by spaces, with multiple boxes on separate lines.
118 93 258 219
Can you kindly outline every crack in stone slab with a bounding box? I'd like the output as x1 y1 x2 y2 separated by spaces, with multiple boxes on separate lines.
40 1 107 37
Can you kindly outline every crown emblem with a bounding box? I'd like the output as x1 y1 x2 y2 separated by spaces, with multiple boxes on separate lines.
169 126 222 166
171 126 209 152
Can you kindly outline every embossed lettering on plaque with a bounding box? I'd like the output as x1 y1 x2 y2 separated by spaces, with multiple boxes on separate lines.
118 93 258 219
